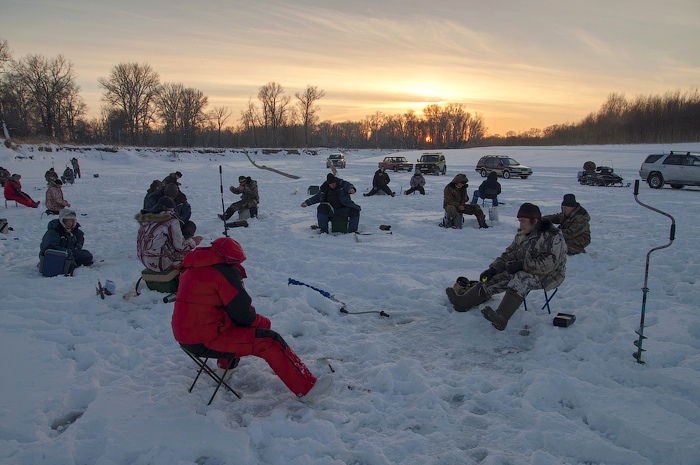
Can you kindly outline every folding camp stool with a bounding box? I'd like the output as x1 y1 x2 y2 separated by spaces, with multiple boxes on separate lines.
180 346 242 405
4 199 17 208
523 287 558 314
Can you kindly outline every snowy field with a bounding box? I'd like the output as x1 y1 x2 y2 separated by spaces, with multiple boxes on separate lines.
1 142 699 465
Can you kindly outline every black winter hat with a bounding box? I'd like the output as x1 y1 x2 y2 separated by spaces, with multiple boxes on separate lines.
517 202 541 219
326 173 337 184
562 194 578 207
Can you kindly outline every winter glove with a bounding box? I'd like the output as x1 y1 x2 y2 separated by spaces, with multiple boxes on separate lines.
507 261 523 274
480 268 497 283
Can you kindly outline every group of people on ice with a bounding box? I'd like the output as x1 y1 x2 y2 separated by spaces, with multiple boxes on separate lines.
15 154 591 403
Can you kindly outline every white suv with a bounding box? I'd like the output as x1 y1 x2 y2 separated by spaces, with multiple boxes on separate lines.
639 151 700 189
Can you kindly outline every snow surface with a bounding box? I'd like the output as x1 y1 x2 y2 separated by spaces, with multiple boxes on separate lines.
1 142 699 465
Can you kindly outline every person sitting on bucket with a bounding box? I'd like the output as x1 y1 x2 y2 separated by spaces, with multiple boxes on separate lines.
445 203 567 330
543 194 591 255
301 173 361 233
45 179 70 215
219 175 259 221
442 173 489 228
171 237 333 401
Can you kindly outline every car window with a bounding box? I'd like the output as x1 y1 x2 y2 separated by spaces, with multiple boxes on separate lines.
682 156 698 166
692 157 700 166
663 155 683 165
644 154 663 164
504 158 519 166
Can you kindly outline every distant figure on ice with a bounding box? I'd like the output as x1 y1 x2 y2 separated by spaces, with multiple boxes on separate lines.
40 208 93 272
61 166 75 184
136 196 202 272
45 179 70 215
404 168 426 195
4 174 40 208
70 157 81 179
301 173 361 234
543 194 591 255
172 237 333 401
446 203 567 331
363 167 395 197
441 174 488 229
162 171 182 186
219 175 259 221
470 171 501 207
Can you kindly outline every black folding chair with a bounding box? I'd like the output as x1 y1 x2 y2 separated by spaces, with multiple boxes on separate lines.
180 346 242 405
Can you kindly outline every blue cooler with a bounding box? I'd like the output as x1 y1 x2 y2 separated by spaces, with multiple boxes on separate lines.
40 249 70 277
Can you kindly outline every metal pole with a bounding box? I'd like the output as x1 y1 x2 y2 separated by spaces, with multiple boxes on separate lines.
632 180 675 363
220 165 229 237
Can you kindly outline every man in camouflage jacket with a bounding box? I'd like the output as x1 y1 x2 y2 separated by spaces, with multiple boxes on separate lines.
544 194 590 255
446 203 567 330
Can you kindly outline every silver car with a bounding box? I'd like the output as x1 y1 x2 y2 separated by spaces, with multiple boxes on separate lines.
639 151 700 189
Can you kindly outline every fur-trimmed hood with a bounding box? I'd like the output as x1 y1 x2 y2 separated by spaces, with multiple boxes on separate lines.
135 211 175 224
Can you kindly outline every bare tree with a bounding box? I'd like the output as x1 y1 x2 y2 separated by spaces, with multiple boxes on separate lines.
0 37 11 74
179 87 208 147
9 54 82 139
295 85 325 146
258 81 290 146
210 106 231 147
98 62 160 145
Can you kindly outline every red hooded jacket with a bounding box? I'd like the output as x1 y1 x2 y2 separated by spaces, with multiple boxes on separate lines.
172 238 256 346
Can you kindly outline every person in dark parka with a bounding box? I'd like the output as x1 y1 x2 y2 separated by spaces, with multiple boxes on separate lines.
470 171 502 206
40 208 93 273
302 173 361 233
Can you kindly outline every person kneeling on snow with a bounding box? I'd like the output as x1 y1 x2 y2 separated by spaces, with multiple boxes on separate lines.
445 203 567 330
136 196 202 272
39 208 93 273
172 237 333 401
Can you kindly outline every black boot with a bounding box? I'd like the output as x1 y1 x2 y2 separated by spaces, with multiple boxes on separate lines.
481 289 523 330
446 282 490 312
478 214 489 229
218 207 235 221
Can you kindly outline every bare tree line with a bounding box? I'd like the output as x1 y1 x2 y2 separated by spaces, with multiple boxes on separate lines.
1 38 697 149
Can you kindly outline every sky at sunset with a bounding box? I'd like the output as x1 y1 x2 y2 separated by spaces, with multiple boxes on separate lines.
3 0 699 135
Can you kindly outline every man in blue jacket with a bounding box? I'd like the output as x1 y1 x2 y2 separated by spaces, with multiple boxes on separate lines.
301 173 361 233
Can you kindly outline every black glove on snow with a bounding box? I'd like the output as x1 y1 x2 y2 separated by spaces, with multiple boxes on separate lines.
507 261 523 274
480 268 497 282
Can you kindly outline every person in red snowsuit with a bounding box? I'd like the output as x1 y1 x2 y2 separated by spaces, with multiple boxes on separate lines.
4 174 39 208
172 237 332 400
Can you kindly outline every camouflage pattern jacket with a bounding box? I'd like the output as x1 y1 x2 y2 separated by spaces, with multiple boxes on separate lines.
489 218 567 291
135 211 196 272
544 205 591 255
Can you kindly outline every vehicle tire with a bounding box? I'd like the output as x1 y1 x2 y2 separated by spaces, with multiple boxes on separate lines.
648 173 664 189
503 170 511 179
671 184 684 189
442 166 447 175
394 166 399 172
480 169 488 177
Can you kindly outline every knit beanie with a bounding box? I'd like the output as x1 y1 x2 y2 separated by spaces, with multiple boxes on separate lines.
326 173 337 184
158 196 176 209
561 194 578 207
517 203 541 219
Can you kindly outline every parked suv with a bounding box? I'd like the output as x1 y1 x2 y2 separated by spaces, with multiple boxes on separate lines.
379 156 413 172
475 156 532 179
415 152 447 175
326 153 346 169
639 151 700 189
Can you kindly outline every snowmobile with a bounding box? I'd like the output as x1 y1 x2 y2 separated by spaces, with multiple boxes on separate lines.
577 161 630 187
